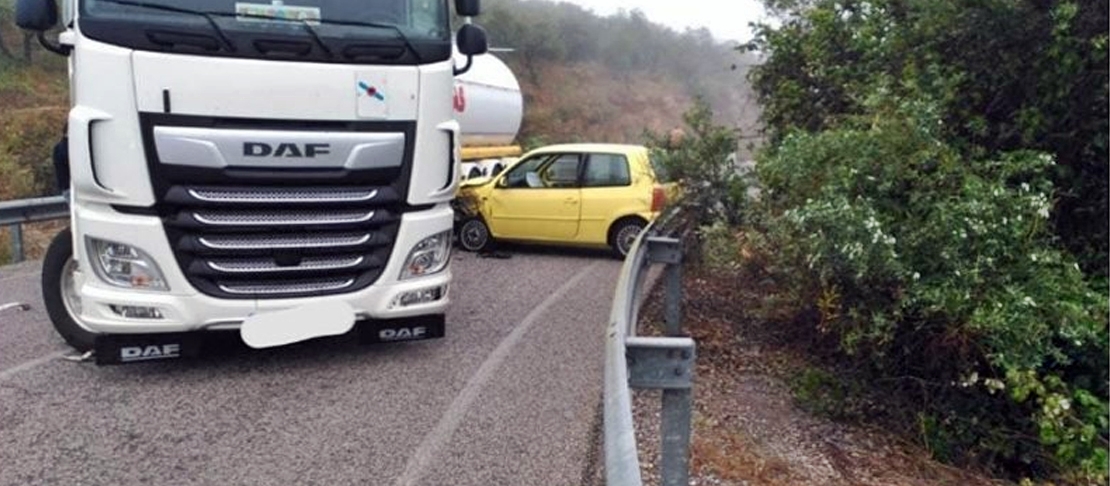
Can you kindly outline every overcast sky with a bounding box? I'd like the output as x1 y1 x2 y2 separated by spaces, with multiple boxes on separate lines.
550 0 771 43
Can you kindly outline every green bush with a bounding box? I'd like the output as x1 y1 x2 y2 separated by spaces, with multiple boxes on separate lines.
753 106 1109 482
645 99 750 227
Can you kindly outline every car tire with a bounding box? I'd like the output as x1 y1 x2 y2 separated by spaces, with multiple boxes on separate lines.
458 218 493 253
611 218 647 258
41 228 97 351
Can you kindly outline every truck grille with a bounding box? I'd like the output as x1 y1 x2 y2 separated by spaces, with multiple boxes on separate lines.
198 233 372 250
219 279 357 296
192 209 377 226
188 188 379 204
140 115 417 300
163 185 401 299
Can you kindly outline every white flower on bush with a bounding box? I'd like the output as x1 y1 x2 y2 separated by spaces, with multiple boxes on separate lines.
1030 193 1051 219
1042 394 1072 421
959 371 980 388
983 378 1006 394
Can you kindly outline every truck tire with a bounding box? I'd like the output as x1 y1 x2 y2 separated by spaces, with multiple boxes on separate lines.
41 228 97 351
458 217 493 252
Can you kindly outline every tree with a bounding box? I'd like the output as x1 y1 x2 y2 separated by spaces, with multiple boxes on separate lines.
748 0 1109 278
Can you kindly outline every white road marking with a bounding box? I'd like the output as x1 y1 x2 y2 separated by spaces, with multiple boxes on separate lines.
395 261 601 486
0 269 39 284
0 350 68 382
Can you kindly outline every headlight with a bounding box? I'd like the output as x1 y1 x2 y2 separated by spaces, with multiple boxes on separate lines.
400 231 452 280
86 238 169 291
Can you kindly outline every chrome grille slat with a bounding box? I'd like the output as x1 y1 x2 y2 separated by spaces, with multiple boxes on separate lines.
207 256 365 273
198 233 372 250
219 279 356 295
193 210 375 226
188 188 378 204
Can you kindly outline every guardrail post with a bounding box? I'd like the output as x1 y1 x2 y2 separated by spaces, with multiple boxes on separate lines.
643 236 691 486
9 223 24 263
626 336 695 486
660 387 693 486
647 236 683 336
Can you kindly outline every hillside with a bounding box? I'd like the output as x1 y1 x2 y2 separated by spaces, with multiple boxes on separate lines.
479 0 760 146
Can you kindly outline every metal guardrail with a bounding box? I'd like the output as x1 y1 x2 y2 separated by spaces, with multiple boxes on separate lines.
604 213 695 486
0 196 69 262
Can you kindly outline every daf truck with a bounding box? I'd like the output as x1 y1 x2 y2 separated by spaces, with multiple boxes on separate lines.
17 0 489 363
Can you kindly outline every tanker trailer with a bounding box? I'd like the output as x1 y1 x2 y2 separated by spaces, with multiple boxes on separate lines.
453 52 523 181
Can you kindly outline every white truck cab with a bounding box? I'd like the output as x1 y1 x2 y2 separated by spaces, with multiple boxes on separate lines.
17 0 489 363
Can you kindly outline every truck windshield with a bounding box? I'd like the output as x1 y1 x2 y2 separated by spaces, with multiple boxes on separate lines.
79 0 450 63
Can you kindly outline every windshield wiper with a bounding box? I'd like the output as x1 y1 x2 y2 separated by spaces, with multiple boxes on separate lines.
232 12 333 58
299 21 333 58
96 0 236 52
216 11 421 62
315 18 423 63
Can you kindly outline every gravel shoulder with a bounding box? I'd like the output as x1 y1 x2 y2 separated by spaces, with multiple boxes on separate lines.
632 269 1008 486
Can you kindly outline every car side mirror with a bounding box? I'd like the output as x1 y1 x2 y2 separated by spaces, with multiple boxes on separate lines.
455 0 480 17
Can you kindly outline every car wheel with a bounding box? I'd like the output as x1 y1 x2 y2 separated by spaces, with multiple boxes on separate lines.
41 228 97 351
459 218 493 252
611 219 647 258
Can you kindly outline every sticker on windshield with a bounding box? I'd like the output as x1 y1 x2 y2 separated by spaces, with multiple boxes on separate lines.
235 2 321 24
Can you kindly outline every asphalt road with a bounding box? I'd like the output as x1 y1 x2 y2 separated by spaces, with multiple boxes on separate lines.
0 248 621 486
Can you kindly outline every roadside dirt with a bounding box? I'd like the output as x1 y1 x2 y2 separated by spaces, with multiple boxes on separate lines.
632 269 1008 486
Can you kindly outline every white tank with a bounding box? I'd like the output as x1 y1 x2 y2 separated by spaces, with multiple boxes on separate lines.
453 52 523 147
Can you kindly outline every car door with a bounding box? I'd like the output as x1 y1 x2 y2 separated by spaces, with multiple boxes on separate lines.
486 153 582 241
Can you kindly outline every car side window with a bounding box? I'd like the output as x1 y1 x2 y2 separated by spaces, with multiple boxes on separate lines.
583 154 631 187
502 155 549 188
539 154 582 188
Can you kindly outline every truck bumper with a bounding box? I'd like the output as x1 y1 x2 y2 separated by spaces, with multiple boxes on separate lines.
71 203 454 335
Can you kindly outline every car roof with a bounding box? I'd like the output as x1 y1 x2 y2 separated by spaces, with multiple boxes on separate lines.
526 143 647 155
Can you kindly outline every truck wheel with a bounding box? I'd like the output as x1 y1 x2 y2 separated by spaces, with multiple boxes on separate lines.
41 228 97 351
610 218 647 258
458 218 492 252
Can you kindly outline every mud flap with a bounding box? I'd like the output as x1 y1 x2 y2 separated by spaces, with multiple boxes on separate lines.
358 314 446 345
94 333 202 365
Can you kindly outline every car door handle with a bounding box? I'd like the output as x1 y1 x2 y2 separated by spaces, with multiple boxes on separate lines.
564 198 578 205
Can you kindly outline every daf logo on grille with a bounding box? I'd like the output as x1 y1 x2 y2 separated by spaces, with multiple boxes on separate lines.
243 142 331 158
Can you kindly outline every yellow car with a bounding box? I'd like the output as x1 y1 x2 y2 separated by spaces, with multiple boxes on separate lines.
454 143 670 256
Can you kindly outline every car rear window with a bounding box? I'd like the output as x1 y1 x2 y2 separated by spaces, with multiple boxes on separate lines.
583 154 631 187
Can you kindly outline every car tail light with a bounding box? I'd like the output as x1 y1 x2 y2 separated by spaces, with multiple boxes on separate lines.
651 185 666 212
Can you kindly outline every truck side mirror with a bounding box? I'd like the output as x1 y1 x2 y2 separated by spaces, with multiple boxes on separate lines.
455 0 480 17
457 24 487 56
16 0 58 31
453 24 487 76
16 0 69 56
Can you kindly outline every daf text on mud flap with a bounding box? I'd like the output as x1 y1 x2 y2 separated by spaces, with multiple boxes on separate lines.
379 327 427 341
121 344 181 362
